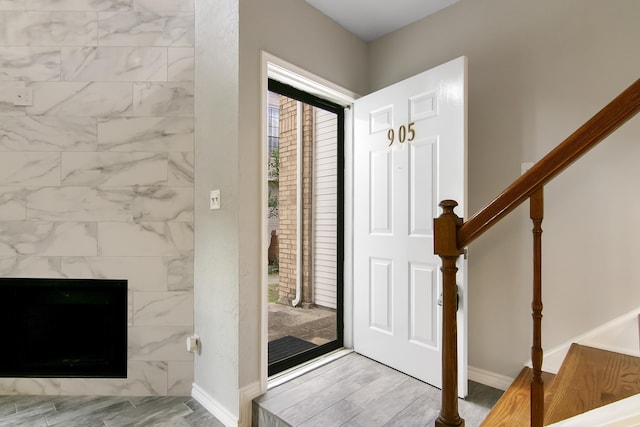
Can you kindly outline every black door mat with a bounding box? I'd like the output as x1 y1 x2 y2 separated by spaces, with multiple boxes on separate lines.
268 335 317 365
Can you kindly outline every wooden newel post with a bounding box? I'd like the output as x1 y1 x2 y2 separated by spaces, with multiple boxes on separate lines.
530 188 544 427
434 200 465 427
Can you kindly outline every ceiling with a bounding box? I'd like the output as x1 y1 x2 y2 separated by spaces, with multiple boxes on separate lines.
304 0 461 41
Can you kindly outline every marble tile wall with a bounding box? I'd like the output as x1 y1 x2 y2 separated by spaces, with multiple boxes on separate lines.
0 0 195 396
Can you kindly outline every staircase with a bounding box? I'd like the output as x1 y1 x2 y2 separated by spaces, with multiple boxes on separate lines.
481 344 640 426
433 80 640 427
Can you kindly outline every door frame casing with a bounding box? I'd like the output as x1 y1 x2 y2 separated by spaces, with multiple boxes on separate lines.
259 51 358 392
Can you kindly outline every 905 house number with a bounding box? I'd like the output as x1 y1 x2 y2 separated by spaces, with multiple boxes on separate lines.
387 122 416 146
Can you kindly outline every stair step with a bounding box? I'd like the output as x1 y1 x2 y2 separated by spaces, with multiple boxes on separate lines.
480 367 555 427
253 353 501 426
544 343 640 425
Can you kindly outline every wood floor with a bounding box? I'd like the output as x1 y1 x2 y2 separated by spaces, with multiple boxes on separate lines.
544 344 640 424
0 395 224 427
480 367 556 427
481 344 640 426
253 352 504 427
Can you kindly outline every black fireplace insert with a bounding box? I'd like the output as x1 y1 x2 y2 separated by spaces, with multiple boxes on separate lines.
0 277 127 378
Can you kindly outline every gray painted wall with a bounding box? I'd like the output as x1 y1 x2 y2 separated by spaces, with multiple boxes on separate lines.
368 0 640 377
194 0 367 420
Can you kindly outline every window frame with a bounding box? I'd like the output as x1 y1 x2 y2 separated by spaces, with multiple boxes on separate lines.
266 78 345 376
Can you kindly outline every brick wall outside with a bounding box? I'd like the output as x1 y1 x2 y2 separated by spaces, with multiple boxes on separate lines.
277 96 297 304
277 96 314 306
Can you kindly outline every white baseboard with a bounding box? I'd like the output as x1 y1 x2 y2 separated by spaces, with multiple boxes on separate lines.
528 307 640 374
239 381 262 427
468 365 514 391
192 383 238 427
546 393 640 427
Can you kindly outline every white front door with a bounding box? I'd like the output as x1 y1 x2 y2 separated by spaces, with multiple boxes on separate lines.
353 57 468 395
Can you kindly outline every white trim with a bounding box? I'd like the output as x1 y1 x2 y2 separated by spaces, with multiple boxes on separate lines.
546 394 640 427
342 108 355 348
526 307 640 374
239 381 262 427
264 53 359 107
472 309 640 393
268 348 353 389
260 50 358 389
467 365 514 391
192 383 238 427
259 53 270 396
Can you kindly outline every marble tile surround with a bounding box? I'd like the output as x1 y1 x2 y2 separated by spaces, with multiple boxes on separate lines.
0 1 194 397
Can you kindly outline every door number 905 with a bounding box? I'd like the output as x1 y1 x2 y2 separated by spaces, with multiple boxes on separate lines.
387 123 416 146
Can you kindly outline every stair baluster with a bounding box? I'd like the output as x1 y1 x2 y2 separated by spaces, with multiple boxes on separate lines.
434 81 640 427
434 200 465 427
530 188 544 427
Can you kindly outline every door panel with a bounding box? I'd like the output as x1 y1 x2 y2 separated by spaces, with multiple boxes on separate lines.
409 137 437 235
353 56 467 395
409 263 438 347
370 258 392 333
370 149 392 234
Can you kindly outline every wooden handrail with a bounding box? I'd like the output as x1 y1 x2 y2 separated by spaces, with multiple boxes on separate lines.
458 79 640 248
434 79 640 427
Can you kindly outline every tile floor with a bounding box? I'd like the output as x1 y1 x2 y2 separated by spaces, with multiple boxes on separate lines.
254 352 503 427
0 395 223 427
0 353 504 427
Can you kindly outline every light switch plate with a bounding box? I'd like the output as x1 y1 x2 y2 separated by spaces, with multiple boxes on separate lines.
210 189 221 210
186 335 199 353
